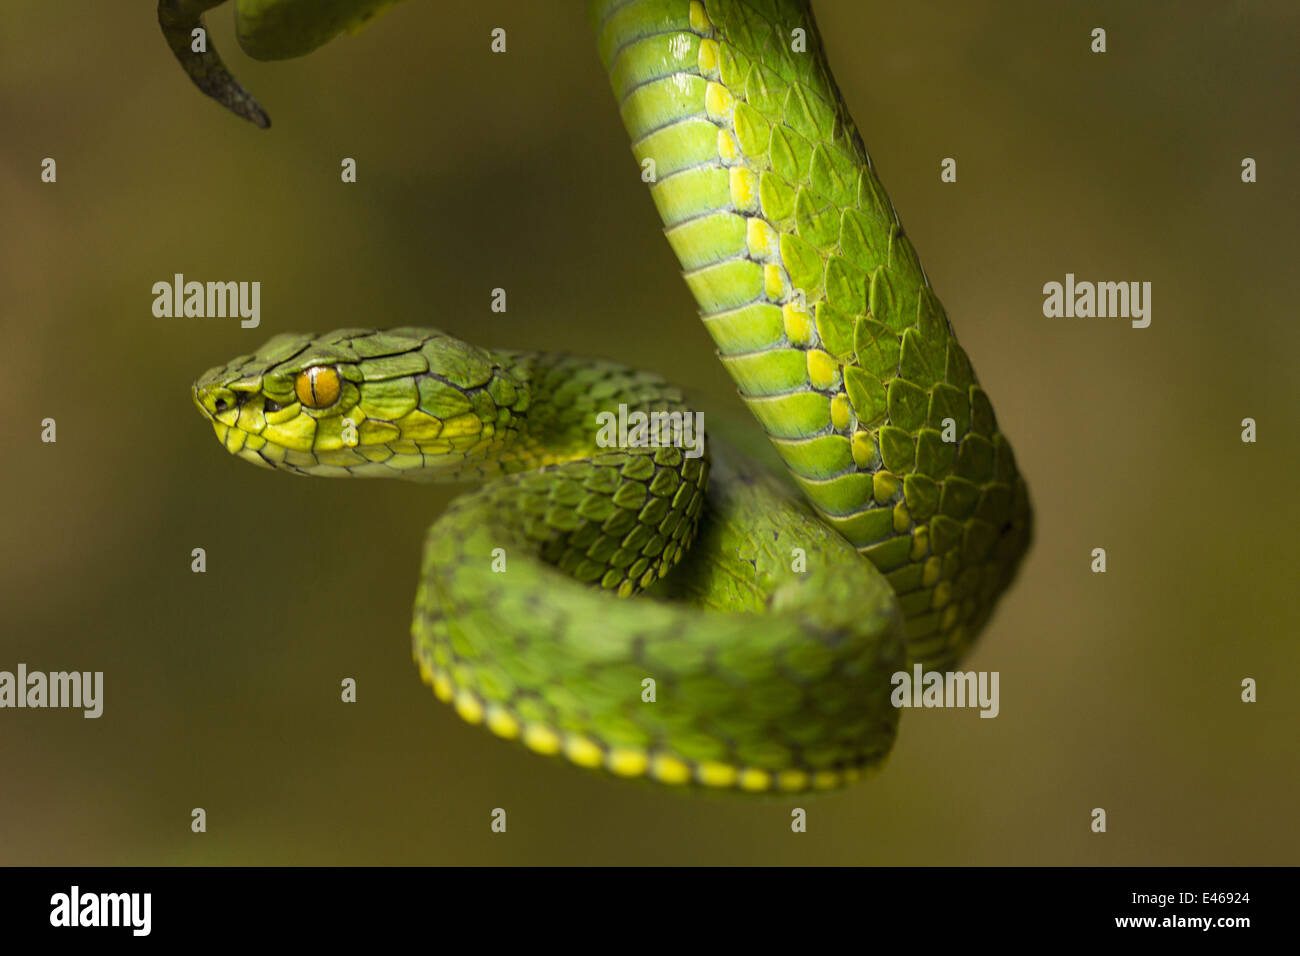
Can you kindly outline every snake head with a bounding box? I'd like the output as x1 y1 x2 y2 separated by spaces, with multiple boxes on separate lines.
193 328 530 479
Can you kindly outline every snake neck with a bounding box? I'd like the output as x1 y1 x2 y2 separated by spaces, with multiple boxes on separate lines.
493 349 703 474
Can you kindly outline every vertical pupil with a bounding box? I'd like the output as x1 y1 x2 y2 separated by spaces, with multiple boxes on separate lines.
296 366 338 408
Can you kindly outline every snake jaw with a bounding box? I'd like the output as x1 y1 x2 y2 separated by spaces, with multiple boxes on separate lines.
193 379 272 463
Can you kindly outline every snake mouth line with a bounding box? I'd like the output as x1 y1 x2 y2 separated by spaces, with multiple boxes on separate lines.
190 384 209 421
194 384 288 473
238 445 286 473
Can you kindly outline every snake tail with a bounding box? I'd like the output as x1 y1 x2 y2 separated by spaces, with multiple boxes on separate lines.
159 0 271 128
158 0 408 128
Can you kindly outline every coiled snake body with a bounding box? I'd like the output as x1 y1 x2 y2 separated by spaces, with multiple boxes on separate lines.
183 0 1032 793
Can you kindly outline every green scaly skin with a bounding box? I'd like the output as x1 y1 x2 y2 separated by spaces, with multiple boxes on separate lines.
194 330 903 791
184 0 1031 793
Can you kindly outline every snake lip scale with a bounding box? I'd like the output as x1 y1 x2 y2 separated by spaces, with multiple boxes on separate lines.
184 0 1032 794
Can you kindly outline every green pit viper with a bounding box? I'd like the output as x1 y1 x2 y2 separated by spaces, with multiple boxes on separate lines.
178 0 1032 793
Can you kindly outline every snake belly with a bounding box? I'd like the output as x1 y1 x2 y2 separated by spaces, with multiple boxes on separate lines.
185 0 1032 793
589 0 1031 668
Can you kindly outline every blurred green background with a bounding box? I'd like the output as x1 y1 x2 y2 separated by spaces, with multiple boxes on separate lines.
2 1 1297 865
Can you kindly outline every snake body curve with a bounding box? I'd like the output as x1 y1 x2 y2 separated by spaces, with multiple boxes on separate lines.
183 0 1031 793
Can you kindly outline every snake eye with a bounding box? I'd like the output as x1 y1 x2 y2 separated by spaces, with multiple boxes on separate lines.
295 366 341 409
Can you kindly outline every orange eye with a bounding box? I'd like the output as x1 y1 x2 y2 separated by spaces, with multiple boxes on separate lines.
295 366 341 409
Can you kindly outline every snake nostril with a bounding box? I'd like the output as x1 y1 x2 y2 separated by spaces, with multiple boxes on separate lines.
263 398 283 413
213 392 253 414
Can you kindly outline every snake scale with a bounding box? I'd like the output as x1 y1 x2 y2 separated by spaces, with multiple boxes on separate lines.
178 0 1032 793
